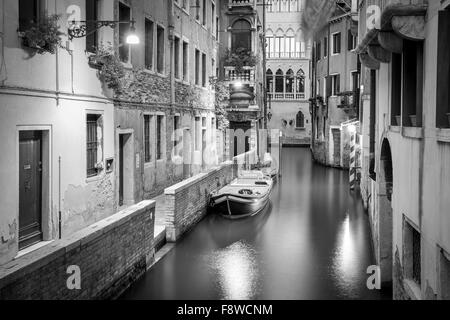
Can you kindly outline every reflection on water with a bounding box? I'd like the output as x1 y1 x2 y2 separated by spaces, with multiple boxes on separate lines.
208 241 259 300
121 148 392 300
332 214 359 298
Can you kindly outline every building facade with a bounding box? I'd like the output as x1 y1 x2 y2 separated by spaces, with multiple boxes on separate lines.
0 0 219 265
356 0 450 300
266 0 312 146
217 0 266 156
310 3 360 168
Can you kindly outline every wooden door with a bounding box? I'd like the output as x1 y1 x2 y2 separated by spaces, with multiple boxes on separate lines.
19 131 43 249
119 134 124 206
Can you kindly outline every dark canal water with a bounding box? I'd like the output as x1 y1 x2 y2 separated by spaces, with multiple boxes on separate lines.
121 148 391 300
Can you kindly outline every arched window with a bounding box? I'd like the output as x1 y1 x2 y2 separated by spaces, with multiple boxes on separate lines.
286 69 295 93
296 111 305 128
275 69 284 93
266 69 274 93
296 69 305 94
231 19 251 51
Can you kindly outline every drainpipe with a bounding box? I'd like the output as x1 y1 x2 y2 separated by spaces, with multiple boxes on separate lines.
168 0 175 111
262 0 267 130
54 0 60 107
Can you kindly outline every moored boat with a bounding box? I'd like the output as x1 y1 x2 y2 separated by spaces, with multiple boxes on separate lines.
209 171 273 219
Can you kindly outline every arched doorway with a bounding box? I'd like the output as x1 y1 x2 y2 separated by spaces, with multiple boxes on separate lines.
379 139 393 287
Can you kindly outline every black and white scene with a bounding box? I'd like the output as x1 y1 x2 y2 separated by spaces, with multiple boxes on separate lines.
1 0 450 305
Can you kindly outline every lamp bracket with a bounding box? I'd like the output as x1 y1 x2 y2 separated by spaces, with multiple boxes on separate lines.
68 20 135 40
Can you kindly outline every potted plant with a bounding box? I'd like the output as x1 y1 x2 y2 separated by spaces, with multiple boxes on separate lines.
395 115 401 126
19 14 63 54
224 48 258 73
447 113 450 127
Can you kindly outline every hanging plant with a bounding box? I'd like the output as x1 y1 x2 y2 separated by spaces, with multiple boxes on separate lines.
89 43 126 92
210 78 230 131
224 48 258 73
20 14 64 54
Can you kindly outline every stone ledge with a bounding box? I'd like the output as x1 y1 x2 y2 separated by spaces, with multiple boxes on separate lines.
165 162 233 195
0 200 155 289
436 128 450 143
402 127 424 139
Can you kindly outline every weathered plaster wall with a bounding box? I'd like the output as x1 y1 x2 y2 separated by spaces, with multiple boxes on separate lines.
0 0 117 264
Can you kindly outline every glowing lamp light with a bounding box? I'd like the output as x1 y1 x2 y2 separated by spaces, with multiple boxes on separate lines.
348 124 357 134
234 81 243 89
126 27 140 45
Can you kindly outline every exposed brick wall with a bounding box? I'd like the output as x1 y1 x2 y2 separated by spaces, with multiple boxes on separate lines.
165 163 236 242
0 201 155 300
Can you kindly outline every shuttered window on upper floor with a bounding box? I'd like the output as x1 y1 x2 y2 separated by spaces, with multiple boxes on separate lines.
437 9 450 128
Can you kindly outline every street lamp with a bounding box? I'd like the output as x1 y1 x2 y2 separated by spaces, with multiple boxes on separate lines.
68 20 139 44
126 25 140 44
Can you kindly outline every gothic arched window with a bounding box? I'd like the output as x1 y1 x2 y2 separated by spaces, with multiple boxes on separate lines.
286 69 295 93
231 19 251 51
296 69 305 94
275 69 284 93
296 111 305 128
266 69 274 93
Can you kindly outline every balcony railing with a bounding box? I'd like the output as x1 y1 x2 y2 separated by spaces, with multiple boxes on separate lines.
337 90 360 111
266 52 306 59
224 66 256 83
268 93 306 101
228 0 256 7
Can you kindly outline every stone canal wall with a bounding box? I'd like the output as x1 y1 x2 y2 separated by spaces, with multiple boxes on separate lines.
165 162 237 242
0 201 155 300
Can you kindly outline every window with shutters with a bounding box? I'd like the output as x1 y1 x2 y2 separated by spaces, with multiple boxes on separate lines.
183 41 189 81
316 41 321 61
436 9 450 128
156 115 165 160
157 25 165 74
195 49 200 85
331 74 340 96
19 0 44 32
347 29 357 51
145 19 154 70
391 53 402 126
202 53 207 87
144 115 153 163
86 0 99 53
332 32 341 55
403 218 422 291
119 3 131 63
174 36 180 79
402 40 423 127
439 248 450 300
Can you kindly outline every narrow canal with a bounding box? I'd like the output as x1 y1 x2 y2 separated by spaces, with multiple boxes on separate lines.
121 148 391 300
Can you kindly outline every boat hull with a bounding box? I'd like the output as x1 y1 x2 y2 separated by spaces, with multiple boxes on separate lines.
211 191 271 219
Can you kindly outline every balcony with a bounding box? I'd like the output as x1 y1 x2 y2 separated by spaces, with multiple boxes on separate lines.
224 66 256 84
337 90 360 113
268 93 306 101
228 0 256 8
266 52 306 59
